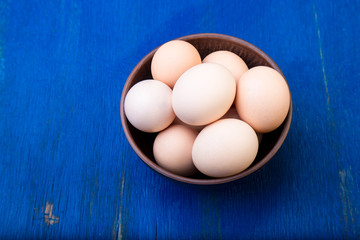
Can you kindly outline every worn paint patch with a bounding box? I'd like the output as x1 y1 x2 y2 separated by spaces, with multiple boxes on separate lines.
112 172 125 240
118 174 125 240
313 2 330 113
43 202 59 226
339 168 360 237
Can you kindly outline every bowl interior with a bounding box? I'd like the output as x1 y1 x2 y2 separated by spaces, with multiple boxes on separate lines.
120 33 292 185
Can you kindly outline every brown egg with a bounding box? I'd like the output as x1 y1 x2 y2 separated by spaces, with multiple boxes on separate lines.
203 50 248 83
235 66 290 133
151 40 201 88
153 124 198 176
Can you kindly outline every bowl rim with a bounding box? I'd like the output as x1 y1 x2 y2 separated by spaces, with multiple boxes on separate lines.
120 33 293 185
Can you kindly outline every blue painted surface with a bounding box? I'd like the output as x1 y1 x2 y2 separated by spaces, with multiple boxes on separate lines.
0 0 359 239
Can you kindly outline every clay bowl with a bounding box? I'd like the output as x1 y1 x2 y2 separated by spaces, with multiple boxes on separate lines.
120 33 292 185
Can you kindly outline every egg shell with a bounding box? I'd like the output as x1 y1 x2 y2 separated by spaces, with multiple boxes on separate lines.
172 63 236 126
153 124 198 176
203 50 248 83
220 107 263 145
124 80 175 133
235 66 290 133
192 119 259 178
151 40 201 88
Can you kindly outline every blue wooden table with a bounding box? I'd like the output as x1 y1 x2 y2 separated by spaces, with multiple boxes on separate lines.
1 0 359 239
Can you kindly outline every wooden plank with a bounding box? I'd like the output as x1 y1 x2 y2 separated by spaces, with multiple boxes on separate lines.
0 0 359 239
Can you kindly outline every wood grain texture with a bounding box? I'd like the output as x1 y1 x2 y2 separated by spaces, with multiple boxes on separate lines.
0 0 359 239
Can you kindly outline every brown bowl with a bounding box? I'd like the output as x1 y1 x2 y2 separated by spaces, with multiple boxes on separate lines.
120 33 292 185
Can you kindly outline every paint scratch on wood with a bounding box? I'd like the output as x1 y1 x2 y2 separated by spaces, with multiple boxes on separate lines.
313 2 330 112
314 4 360 234
339 168 359 237
112 173 125 240
311 7 358 235
118 174 125 240
44 202 59 226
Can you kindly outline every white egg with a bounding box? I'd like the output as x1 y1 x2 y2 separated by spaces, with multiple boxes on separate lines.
124 80 175 132
192 119 258 178
172 63 236 126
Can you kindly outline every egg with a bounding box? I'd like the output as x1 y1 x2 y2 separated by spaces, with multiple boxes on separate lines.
235 66 290 133
124 80 175 132
221 107 263 144
203 50 248 83
153 124 198 176
172 63 236 126
151 40 201 88
192 119 258 178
